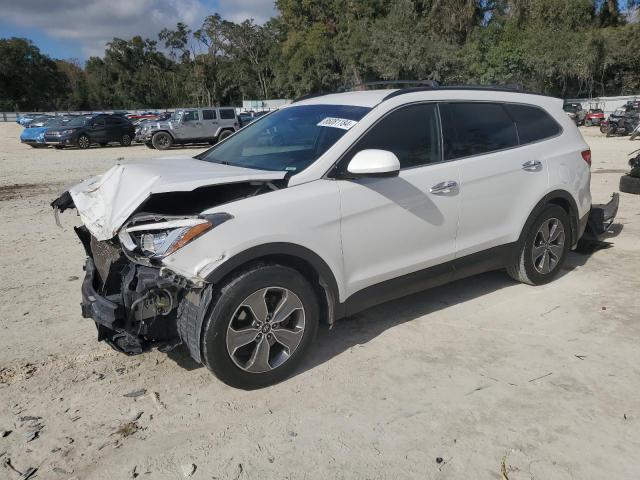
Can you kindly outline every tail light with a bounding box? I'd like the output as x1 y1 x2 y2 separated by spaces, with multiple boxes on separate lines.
581 149 592 167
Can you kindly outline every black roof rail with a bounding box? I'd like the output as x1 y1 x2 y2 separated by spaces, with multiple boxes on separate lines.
381 83 552 103
356 79 440 89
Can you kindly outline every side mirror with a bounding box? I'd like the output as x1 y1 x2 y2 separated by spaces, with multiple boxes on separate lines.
347 149 400 178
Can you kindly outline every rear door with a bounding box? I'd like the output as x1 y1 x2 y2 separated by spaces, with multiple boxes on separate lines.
440 102 550 259
336 103 461 300
105 116 120 142
90 117 108 144
218 108 238 132
202 109 218 139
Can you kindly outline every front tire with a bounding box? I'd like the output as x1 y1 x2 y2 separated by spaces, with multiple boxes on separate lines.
585 119 592 127
120 134 132 146
151 131 173 150
144 142 155 149
507 205 570 285
201 264 319 389
78 134 91 149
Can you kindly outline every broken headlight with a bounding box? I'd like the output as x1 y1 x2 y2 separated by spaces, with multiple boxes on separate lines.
120 213 232 260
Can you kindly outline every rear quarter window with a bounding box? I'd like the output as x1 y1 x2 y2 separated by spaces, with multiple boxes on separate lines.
504 104 562 144
440 102 518 160
219 109 236 120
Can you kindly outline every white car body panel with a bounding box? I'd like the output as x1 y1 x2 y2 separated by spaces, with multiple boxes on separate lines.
164 180 346 298
337 161 461 298
67 157 285 241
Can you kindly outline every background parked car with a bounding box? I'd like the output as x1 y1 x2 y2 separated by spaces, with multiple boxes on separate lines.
44 114 135 149
138 107 239 150
16 113 40 126
20 116 74 147
584 108 605 126
563 102 586 125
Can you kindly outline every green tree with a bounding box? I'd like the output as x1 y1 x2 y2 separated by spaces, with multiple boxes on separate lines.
0 38 69 110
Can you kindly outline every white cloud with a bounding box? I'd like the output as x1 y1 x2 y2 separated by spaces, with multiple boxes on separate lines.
0 0 277 58
217 0 277 24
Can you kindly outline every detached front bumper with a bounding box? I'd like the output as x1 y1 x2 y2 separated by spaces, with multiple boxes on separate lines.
579 193 619 243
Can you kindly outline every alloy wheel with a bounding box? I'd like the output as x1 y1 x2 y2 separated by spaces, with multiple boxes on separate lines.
226 287 306 373
78 136 90 149
531 218 565 275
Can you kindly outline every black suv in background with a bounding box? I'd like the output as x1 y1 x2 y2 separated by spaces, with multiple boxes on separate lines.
44 114 136 149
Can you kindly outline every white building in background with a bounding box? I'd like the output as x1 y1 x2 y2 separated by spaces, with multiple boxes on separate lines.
241 99 291 112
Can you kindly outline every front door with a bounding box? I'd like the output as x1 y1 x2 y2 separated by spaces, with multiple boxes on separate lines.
177 110 202 140
336 103 460 302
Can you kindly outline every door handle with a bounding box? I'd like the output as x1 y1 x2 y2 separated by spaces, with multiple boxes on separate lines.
522 160 542 171
429 181 458 195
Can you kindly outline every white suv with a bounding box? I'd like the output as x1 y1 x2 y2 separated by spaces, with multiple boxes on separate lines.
53 86 610 389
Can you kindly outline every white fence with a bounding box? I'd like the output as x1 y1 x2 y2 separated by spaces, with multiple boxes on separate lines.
565 95 640 114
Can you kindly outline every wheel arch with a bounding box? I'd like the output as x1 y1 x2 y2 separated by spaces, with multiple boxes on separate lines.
215 127 236 139
520 190 580 248
204 243 340 326
152 129 175 139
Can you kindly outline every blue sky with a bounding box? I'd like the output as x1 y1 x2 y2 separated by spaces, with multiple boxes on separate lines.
0 0 277 61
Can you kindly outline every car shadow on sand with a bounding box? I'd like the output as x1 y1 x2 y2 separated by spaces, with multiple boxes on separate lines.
296 224 623 379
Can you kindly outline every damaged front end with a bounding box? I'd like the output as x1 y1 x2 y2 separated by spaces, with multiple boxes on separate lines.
75 224 203 355
51 157 288 357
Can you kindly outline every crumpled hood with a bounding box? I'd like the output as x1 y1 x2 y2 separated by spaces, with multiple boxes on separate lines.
64 156 286 241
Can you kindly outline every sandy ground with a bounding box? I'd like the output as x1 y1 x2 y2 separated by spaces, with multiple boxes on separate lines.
0 122 639 480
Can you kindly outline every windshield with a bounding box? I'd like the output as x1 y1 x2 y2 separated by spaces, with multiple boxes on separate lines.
44 118 65 127
197 104 371 173
66 116 90 127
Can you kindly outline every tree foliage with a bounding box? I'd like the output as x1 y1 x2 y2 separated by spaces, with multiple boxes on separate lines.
1 1 640 111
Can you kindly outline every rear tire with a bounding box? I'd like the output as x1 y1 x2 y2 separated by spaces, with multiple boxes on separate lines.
217 130 233 142
152 131 173 150
620 175 640 195
201 263 319 390
54 145 64 150
120 134 132 146
585 119 592 127
144 142 155 149
507 205 571 285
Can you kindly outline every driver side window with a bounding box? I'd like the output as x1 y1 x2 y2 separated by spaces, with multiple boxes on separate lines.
183 111 199 122
341 103 442 171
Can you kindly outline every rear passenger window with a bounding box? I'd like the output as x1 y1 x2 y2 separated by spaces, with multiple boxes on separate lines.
202 110 216 120
219 109 236 120
346 103 441 169
440 102 518 159
504 104 562 144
